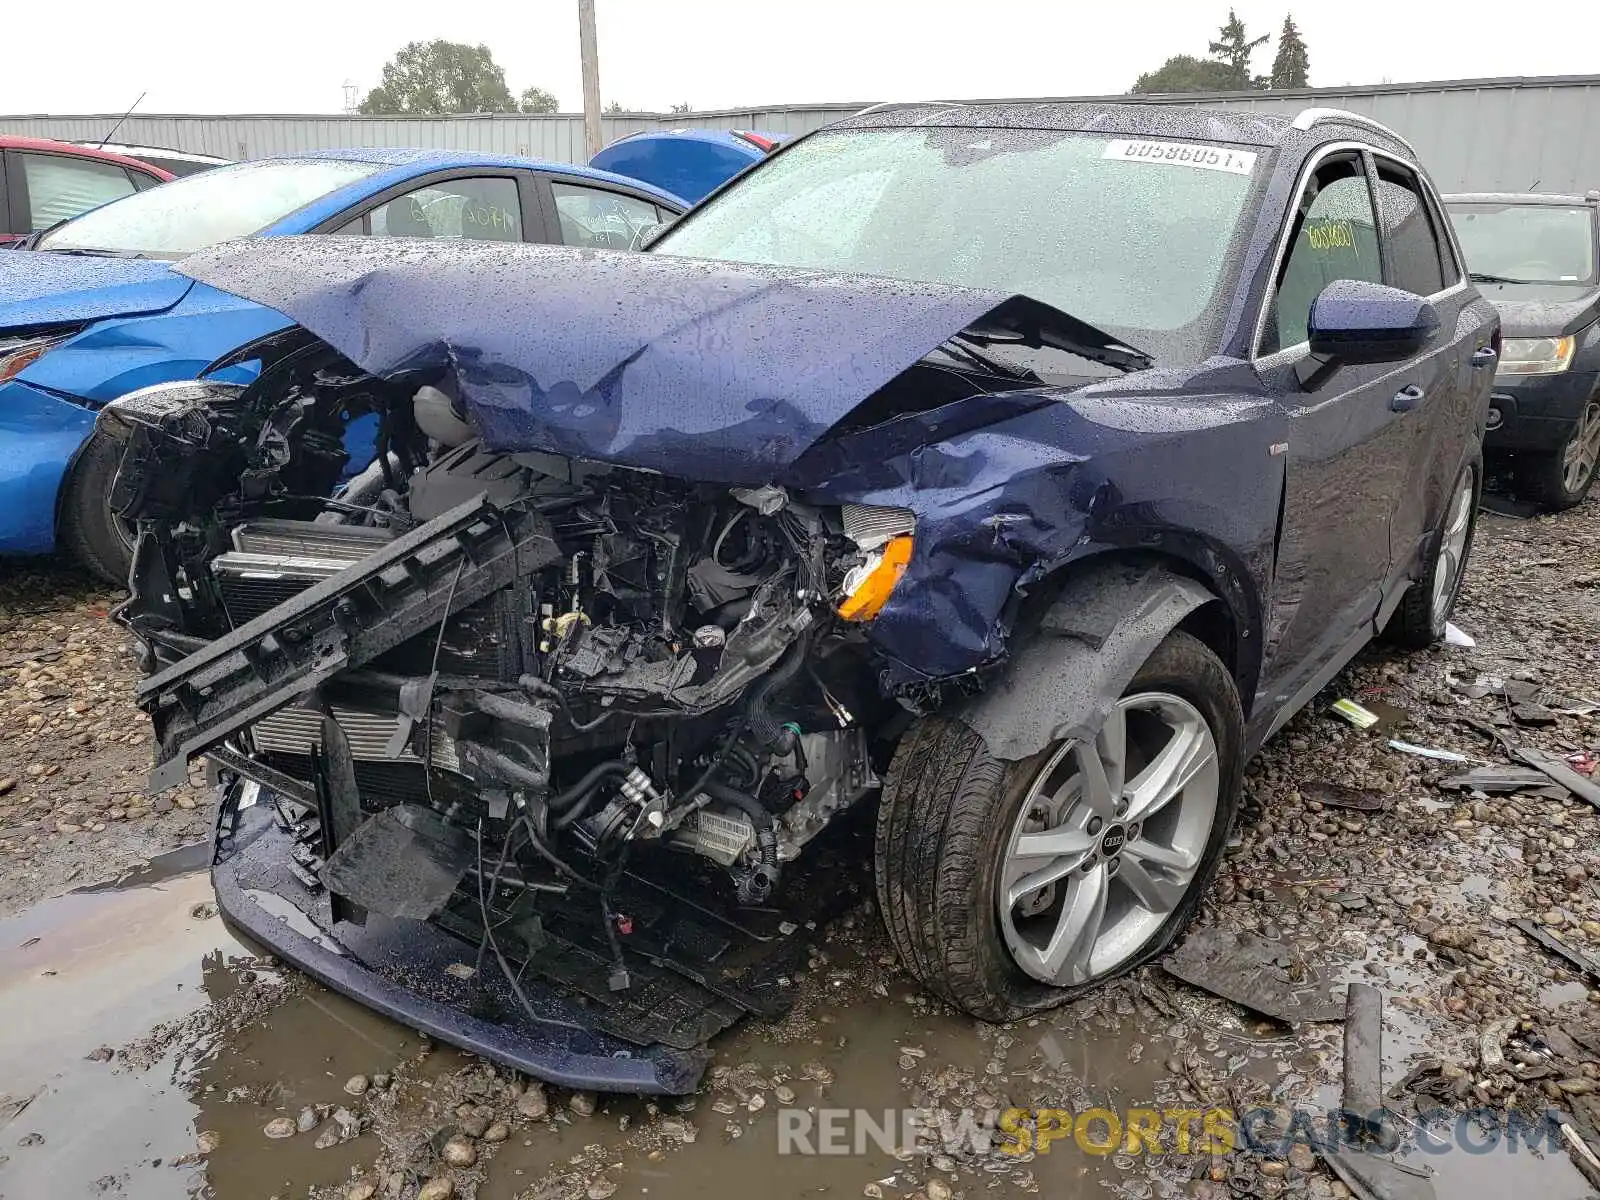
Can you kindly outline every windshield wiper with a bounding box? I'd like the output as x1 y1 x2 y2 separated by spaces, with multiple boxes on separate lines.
933 336 1041 383
1470 271 1533 285
42 247 149 259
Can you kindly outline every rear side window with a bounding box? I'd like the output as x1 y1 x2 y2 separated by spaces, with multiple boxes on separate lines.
19 153 137 229
551 182 663 250
1373 163 1448 296
1262 156 1383 354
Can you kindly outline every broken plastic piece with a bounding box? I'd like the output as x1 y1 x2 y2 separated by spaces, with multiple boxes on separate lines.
1162 927 1345 1025
1514 748 1600 812
1436 766 1558 795
1444 622 1475 648
1512 918 1600 986
1386 739 1470 763
1331 698 1380 729
1304 782 1392 812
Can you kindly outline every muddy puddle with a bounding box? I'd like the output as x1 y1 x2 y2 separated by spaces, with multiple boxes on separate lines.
0 855 1592 1200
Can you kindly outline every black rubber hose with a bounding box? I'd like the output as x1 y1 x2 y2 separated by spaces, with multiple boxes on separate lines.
745 637 809 753
548 760 630 814
704 780 776 831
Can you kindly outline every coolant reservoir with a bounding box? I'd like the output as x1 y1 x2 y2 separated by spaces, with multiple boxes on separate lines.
414 384 474 446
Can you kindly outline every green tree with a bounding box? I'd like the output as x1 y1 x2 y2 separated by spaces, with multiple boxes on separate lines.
519 86 558 114
669 102 694 114
1207 9 1270 90
359 40 517 115
604 100 626 114
1131 55 1243 95
1269 15 1310 89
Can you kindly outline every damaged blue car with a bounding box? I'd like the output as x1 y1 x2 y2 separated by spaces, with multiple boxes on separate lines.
0 149 685 582
100 102 1496 1094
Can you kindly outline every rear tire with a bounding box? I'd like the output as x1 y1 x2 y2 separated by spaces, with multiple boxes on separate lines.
874 630 1242 1021
1385 460 1478 648
1516 398 1600 511
59 431 134 586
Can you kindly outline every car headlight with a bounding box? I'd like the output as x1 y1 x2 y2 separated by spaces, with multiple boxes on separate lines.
0 332 74 383
837 504 915 622
1498 335 1576 376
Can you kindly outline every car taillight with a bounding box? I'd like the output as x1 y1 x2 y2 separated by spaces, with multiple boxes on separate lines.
732 130 776 153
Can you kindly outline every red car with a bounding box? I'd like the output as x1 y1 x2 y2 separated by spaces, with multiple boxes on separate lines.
0 136 173 245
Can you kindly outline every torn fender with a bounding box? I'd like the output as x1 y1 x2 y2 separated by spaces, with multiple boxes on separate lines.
177 237 1063 485
954 558 1218 761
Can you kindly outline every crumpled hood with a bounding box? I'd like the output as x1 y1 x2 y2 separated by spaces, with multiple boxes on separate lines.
1475 281 1600 338
0 253 192 330
177 236 1046 485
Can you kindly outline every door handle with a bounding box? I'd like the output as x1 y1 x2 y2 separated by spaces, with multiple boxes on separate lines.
1471 346 1498 369
1391 385 1424 413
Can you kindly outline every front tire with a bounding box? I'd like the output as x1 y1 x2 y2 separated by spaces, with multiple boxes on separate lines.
59 430 135 586
1517 398 1600 511
874 630 1242 1021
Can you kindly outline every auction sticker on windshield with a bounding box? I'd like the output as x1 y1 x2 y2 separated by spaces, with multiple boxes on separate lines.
1103 139 1258 174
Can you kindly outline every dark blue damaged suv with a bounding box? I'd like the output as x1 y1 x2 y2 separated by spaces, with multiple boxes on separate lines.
103 102 1497 1094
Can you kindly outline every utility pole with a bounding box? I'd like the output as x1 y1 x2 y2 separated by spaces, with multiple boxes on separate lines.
578 0 603 158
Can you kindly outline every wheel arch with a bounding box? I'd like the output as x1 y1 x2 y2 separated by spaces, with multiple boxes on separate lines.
954 551 1247 763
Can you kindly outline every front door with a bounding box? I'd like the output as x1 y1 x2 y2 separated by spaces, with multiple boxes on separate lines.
1254 149 1420 711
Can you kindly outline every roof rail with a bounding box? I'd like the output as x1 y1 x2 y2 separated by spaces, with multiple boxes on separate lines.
1291 107 1416 154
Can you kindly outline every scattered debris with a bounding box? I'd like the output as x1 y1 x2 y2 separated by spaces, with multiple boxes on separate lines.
1444 622 1476 648
1513 748 1600 811
1511 918 1600 986
1333 699 1381 730
1304 782 1392 812
1343 982 1384 1140
1386 740 1471 763
1163 927 1344 1024
1435 766 1558 795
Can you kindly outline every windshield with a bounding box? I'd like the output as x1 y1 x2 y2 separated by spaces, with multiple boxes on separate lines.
652 127 1262 363
1446 202 1598 285
37 158 382 258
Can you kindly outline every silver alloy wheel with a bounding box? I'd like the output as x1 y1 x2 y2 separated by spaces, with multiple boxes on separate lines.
997 692 1220 986
1562 400 1600 496
1430 472 1474 626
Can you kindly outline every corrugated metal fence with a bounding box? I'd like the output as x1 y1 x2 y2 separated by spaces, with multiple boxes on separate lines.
3 76 1598 192
0 106 863 166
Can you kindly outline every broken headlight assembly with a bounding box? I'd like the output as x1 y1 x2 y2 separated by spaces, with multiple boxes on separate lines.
835 503 915 622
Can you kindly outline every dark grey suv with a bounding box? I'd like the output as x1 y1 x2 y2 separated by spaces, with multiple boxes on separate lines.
1445 191 1600 508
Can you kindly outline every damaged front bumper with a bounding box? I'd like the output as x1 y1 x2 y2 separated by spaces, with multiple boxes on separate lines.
214 797 710 1093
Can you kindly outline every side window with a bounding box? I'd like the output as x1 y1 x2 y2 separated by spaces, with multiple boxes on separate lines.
1373 163 1448 296
19 153 137 229
1262 156 1383 354
130 171 163 192
363 176 522 242
551 183 664 250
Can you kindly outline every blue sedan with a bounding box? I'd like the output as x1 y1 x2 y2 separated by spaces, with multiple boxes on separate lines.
0 148 686 581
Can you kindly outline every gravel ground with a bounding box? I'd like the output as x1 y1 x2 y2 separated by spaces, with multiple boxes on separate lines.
2 491 1597 1200
0 562 212 916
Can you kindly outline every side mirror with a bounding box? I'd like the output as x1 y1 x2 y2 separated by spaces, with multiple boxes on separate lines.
1307 279 1439 365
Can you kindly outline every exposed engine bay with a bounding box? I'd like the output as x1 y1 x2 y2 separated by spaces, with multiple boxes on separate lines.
102 333 918 1080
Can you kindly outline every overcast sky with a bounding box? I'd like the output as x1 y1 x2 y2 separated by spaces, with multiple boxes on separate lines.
4 0 1597 115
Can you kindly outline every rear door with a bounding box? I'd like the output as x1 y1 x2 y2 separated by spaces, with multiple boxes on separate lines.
1370 155 1486 590
537 176 678 250
1253 148 1423 712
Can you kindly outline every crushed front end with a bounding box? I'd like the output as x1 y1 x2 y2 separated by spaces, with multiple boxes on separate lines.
103 336 905 1093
